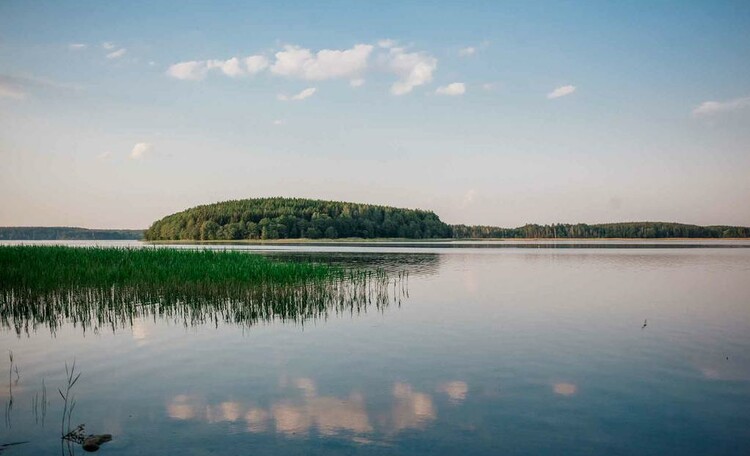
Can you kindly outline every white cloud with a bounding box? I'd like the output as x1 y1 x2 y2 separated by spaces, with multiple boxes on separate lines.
165 42 437 96
167 61 209 80
481 83 495 91
270 44 373 80
97 151 112 160
293 87 317 100
167 54 268 80
385 47 437 95
458 46 476 57
208 57 243 77
102 42 116 50
692 95 750 117
547 85 576 99
106 48 127 59
436 82 466 96
378 39 397 49
245 55 269 74
69 43 87 50
130 142 153 160
273 119 285 126
0 80 25 100
278 87 317 101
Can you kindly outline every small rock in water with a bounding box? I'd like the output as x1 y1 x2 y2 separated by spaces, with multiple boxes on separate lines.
82 434 112 452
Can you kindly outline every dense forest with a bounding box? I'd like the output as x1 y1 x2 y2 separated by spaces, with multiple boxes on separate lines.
450 222 750 239
144 198 453 240
0 227 144 240
5 207 748 242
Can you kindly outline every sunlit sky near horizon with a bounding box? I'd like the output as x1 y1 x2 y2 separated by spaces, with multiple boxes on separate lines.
1 0 749 229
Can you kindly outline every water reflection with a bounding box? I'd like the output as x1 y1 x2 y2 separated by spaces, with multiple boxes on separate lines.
2 247 749 455
165 376 457 443
272 393 372 437
436 381 468 404
131 320 149 345
245 407 271 433
553 383 578 396
1 271 406 336
207 402 241 423
263 252 441 276
166 394 196 420
389 383 436 432
691 354 750 381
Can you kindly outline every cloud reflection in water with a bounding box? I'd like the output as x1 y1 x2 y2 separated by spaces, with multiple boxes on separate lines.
390 382 436 432
436 381 468 404
553 382 578 396
165 377 456 442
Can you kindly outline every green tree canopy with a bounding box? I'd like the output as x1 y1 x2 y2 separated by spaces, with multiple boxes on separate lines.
145 197 452 241
450 222 750 239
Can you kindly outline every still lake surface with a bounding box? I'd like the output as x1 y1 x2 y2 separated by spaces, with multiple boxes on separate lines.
2 240 750 455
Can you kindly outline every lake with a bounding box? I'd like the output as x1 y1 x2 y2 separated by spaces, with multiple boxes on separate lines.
2 240 749 455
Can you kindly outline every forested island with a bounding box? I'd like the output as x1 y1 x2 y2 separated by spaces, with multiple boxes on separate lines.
0 227 144 240
144 198 453 240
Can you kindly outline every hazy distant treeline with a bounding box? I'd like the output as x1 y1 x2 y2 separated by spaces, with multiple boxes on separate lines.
145 198 453 240
0 227 144 240
9 204 747 242
450 222 750 239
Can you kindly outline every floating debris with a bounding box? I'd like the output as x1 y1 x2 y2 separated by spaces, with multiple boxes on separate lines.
82 434 112 452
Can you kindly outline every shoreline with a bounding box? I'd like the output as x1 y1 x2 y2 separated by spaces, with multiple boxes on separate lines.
143 237 750 244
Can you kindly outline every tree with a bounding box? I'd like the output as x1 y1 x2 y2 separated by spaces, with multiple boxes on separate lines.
324 226 338 239
199 221 219 240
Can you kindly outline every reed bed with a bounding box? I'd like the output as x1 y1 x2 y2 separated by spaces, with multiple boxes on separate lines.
0 246 339 288
0 246 402 335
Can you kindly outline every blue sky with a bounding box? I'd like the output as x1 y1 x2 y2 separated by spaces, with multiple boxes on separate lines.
1 0 749 228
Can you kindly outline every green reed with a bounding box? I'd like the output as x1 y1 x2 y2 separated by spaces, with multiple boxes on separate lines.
0 246 401 335
0 246 339 288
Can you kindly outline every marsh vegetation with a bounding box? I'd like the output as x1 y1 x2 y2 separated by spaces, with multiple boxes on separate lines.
0 246 404 336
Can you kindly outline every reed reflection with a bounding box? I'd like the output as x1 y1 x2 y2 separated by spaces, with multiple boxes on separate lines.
263 252 442 276
1 271 406 337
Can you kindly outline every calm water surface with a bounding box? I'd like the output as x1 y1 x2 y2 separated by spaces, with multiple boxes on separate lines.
1 241 749 455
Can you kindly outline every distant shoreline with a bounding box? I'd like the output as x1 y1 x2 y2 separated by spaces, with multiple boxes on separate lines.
143 198 750 242
144 237 750 244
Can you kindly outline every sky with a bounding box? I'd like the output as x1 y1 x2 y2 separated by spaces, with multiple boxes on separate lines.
1 0 749 229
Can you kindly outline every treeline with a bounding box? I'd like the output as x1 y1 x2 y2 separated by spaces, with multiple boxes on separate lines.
450 222 750 239
0 227 144 240
145 198 453 240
